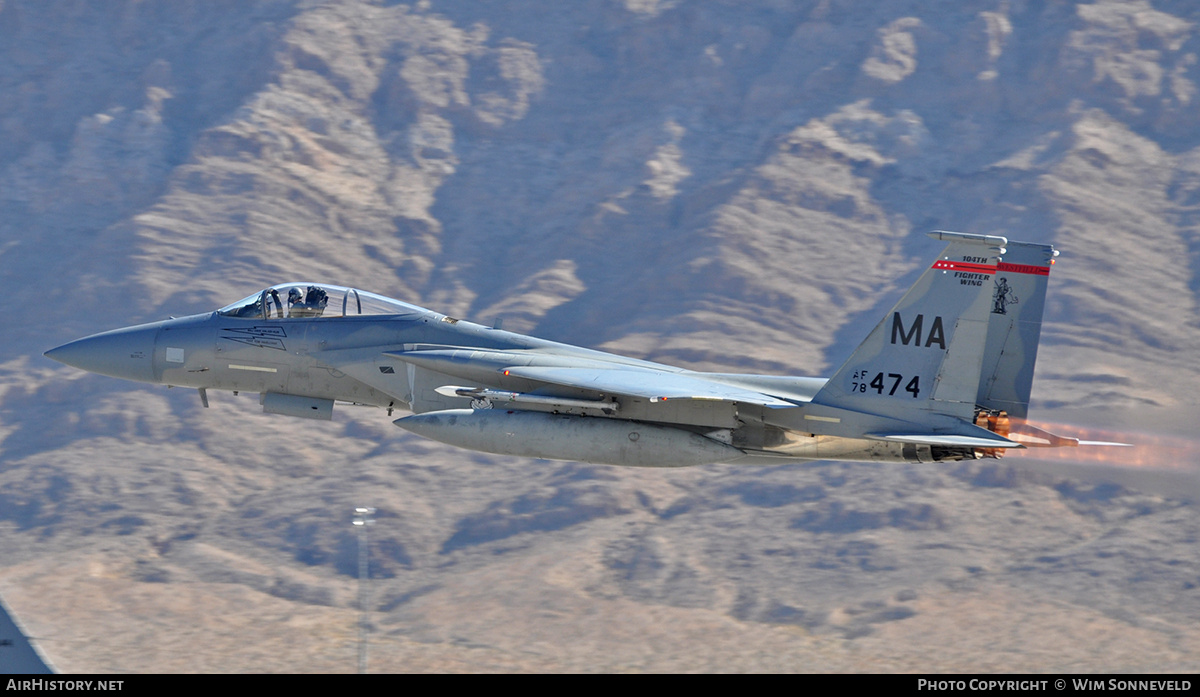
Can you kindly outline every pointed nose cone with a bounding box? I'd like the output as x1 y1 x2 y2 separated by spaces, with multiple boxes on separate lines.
45 323 160 383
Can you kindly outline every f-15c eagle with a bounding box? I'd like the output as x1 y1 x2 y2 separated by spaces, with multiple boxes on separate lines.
46 231 1119 467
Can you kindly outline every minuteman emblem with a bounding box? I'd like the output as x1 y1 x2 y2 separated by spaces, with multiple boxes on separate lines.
992 277 1018 315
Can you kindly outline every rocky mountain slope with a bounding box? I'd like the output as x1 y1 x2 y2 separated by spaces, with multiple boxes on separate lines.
1 0 1199 672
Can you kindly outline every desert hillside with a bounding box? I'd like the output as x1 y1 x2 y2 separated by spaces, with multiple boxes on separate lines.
1 0 1199 672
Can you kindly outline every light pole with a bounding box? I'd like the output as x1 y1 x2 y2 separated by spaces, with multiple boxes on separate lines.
352 506 375 674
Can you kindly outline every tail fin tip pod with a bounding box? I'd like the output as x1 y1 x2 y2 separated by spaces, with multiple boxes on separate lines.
929 230 1008 247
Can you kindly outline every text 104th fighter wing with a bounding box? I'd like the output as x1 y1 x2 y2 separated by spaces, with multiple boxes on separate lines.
45 232 1126 467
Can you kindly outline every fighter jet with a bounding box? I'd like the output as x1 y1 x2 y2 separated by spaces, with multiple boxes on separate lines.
45 231 1115 467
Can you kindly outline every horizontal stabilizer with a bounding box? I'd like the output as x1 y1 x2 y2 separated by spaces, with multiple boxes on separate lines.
866 433 1024 449
1005 422 1131 448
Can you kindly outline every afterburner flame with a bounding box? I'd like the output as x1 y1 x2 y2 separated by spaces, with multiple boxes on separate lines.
1008 421 1199 471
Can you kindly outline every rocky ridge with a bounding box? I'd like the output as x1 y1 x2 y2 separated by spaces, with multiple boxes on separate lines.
1 0 1199 672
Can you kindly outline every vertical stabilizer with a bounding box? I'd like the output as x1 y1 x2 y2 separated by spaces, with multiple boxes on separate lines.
811 231 1005 423
977 241 1057 419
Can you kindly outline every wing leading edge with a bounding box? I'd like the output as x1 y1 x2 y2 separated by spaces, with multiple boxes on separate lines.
500 366 798 408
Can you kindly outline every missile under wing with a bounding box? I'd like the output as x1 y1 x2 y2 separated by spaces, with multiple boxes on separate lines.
46 232 1118 467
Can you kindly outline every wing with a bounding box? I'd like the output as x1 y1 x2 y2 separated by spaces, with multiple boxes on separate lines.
501 366 798 408
360 346 801 419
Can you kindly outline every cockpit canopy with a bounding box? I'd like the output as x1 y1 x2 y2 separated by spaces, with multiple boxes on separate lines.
217 283 425 320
